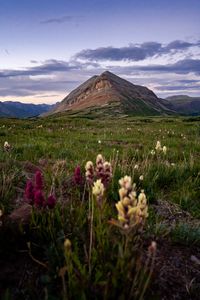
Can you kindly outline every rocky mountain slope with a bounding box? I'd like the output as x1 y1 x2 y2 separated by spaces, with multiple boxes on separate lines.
48 71 173 116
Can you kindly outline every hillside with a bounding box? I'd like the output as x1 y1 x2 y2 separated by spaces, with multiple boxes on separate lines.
0 101 55 118
165 95 200 115
47 71 173 116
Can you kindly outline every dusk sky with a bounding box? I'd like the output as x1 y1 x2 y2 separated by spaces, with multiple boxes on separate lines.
0 0 200 104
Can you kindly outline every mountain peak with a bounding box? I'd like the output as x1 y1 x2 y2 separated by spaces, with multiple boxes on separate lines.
100 70 114 76
48 72 173 116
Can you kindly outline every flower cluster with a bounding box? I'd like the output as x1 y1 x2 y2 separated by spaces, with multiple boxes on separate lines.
73 165 83 186
154 141 167 154
85 161 95 184
115 176 148 229
85 154 112 187
24 170 56 209
92 179 105 205
4 141 11 152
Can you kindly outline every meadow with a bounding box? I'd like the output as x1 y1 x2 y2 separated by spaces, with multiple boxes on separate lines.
0 114 200 299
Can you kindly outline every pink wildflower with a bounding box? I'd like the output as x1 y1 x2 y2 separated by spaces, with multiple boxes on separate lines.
73 165 83 185
35 170 43 190
47 195 56 209
34 190 45 208
24 180 34 204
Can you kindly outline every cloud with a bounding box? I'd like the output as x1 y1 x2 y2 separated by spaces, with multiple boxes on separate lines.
0 41 200 100
0 58 102 98
133 59 200 75
165 40 199 51
41 15 84 24
30 60 38 64
0 77 80 97
155 84 200 91
75 40 200 62
0 59 100 78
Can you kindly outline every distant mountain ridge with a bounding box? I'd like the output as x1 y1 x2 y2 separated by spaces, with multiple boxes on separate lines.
165 95 200 115
48 71 174 116
0 101 55 118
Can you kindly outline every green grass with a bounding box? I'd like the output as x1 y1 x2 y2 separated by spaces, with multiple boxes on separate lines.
0 114 200 299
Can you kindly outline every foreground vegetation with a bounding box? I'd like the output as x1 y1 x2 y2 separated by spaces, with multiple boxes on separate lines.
0 115 200 299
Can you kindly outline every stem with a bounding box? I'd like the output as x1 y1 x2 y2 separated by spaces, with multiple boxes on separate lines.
27 242 48 269
81 182 86 204
89 193 94 275
61 274 68 300
138 251 156 300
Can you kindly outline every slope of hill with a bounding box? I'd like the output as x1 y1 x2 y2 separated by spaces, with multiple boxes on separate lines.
165 95 200 115
0 101 55 118
48 71 174 116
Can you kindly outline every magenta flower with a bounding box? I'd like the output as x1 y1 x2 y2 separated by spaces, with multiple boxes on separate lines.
24 180 34 204
73 165 83 185
47 195 56 209
34 190 45 208
35 170 43 190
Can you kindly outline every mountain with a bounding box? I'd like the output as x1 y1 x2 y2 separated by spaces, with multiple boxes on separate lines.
165 95 200 115
0 101 55 118
47 71 173 116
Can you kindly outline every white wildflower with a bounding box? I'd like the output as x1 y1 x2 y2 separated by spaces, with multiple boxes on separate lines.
163 146 167 154
4 141 11 152
119 175 132 190
92 179 105 197
155 141 162 151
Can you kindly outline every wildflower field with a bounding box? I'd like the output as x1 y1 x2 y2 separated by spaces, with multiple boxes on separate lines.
0 115 200 300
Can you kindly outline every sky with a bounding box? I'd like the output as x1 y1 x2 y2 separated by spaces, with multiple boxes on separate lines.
0 0 200 104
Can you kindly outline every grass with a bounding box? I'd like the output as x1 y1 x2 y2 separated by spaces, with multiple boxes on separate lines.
0 114 200 299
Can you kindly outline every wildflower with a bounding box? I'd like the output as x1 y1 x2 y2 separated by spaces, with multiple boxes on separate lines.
98 140 101 144
86 154 112 189
151 150 155 156
155 141 162 151
85 161 94 184
92 179 105 198
4 141 11 152
163 146 167 154
96 154 104 179
47 195 56 209
73 165 83 185
102 161 112 186
119 175 132 190
137 190 148 220
116 176 148 229
24 180 35 204
35 170 43 190
139 175 144 181
34 190 45 208
64 239 71 252
148 241 157 254
171 163 175 166
134 164 139 170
